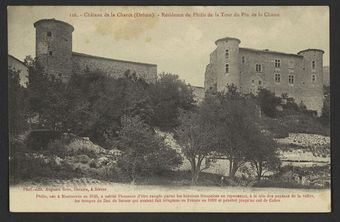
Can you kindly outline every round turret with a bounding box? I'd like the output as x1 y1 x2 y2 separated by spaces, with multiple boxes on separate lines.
297 48 324 115
297 48 324 86
34 19 74 81
215 37 241 91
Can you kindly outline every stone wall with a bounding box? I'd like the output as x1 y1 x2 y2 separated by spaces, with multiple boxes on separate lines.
204 37 325 115
238 48 311 104
238 48 324 115
72 52 157 83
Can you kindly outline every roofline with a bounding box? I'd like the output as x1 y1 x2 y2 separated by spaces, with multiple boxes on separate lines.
34 19 74 31
215 37 241 45
297 48 324 55
239 47 303 58
72 52 157 67
8 54 28 67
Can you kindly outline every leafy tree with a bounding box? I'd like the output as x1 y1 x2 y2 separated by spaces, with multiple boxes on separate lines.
63 71 154 148
26 61 68 130
149 73 196 131
246 129 281 180
200 85 262 178
175 110 216 185
117 115 182 184
257 88 281 118
8 69 28 135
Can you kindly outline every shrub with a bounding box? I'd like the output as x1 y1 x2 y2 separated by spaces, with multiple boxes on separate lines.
281 114 329 136
47 139 66 156
64 137 104 158
9 151 81 184
262 117 289 138
25 129 62 150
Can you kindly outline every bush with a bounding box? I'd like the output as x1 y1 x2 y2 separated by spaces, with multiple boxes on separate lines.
281 114 329 136
64 137 104 158
262 117 289 138
47 139 66 156
25 129 62 150
9 151 80 184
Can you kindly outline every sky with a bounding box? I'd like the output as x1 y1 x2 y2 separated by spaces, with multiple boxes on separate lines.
8 6 329 87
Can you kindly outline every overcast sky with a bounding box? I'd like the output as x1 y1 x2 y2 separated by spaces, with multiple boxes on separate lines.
8 6 329 87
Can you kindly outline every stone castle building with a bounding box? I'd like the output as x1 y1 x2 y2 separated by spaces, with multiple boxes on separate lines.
205 37 324 115
33 19 157 82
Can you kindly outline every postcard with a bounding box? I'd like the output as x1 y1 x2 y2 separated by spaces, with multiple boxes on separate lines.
8 5 330 212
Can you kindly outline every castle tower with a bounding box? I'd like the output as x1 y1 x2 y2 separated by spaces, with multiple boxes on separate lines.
34 19 74 82
297 49 324 115
214 37 241 91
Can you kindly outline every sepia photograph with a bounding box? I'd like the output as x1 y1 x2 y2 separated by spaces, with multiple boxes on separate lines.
7 5 330 212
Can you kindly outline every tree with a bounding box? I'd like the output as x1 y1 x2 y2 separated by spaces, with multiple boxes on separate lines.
257 88 281 118
149 73 196 131
8 68 28 135
200 85 262 178
246 129 281 180
26 61 68 130
63 71 154 148
117 115 182 184
175 110 216 185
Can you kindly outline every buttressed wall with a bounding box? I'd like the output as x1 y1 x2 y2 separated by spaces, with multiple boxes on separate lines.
34 19 157 83
205 37 324 115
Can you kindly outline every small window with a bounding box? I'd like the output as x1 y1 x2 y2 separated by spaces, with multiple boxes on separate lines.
225 64 229 73
49 51 53 56
242 56 245 63
312 74 316 82
256 64 262 72
288 74 294 84
225 50 229 59
251 80 255 84
275 59 281 68
258 80 262 85
47 31 52 37
312 61 316 69
275 73 281 83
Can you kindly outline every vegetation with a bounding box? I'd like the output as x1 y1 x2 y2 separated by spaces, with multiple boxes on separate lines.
149 73 196 131
8 68 28 136
175 110 216 185
199 85 280 179
8 56 330 188
117 115 182 184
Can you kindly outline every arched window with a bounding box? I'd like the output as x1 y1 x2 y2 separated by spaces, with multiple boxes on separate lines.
47 31 52 37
